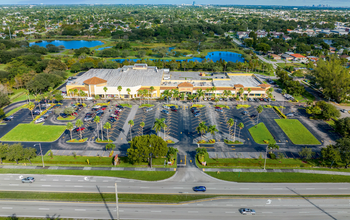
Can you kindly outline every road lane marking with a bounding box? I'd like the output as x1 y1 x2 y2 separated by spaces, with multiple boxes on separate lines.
75 209 86 211
40 179 46 181
74 186 83 187
2 207 12 209
262 212 272 213
103 180 108 182
41 185 51 187
9 184 18 186
240 188 249 190
225 212 235 213
4 178 10 180
140 187 150 189
306 188 315 190
173 187 183 189
39 208 50 210
65 180 71 182
53 179 59 181
299 212 309 213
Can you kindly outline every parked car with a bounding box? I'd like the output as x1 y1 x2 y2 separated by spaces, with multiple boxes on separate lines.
242 111 248 115
285 113 295 117
161 109 169 114
35 118 45 124
193 186 206 192
22 177 35 183
116 105 124 109
163 105 170 109
191 107 198 113
215 106 222 109
116 107 123 112
194 112 201 117
109 118 117 122
215 108 223 112
85 97 94 101
341 109 347 113
250 114 257 118
72 112 78 116
78 104 84 108
171 108 178 112
75 127 85 132
85 113 93 116
145 107 153 112
248 98 253 102
84 117 92 122
239 208 256 215
193 109 200 114
101 107 107 111
96 110 104 114
3 117 12 121
263 98 268 102
259 98 264 101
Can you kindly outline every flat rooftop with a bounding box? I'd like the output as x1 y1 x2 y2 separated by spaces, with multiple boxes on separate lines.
168 72 227 80
213 74 262 87
67 67 164 87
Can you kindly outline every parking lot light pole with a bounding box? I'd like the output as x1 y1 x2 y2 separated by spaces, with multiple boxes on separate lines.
34 143 44 168
264 145 268 170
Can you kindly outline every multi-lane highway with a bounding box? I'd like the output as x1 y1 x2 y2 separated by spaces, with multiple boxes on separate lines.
0 198 349 220
1 170 350 195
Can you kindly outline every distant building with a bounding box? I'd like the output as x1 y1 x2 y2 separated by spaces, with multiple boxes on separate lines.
290 54 307 62
193 1 195 5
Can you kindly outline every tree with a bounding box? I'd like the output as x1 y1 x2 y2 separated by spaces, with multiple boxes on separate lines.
227 118 234 141
26 102 35 120
127 134 168 165
126 88 131 104
256 105 263 125
335 117 350 138
238 122 244 140
335 138 350 168
264 143 279 170
196 121 208 140
256 43 271 53
321 145 341 168
149 86 155 103
196 147 207 157
153 118 167 140
75 119 84 140
298 147 315 160
35 94 42 111
306 101 340 120
66 122 74 140
128 120 134 141
103 122 111 141
239 88 244 104
117 86 122 100
208 125 218 140
140 122 145 136
0 143 8 164
103 86 108 98
94 116 100 140
167 146 178 161
105 143 115 152
6 143 23 164
23 147 37 164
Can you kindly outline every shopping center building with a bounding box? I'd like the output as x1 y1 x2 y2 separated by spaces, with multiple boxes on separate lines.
66 64 271 98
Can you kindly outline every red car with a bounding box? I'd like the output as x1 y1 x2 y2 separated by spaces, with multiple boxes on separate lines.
72 112 78 116
215 106 222 110
171 108 177 112
75 127 85 132
101 107 106 111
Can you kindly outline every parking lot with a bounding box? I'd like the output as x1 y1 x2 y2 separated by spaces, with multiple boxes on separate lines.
189 106 211 139
160 105 182 140
131 106 157 140
100 107 131 142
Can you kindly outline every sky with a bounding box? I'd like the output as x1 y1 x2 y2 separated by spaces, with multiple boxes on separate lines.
0 0 350 7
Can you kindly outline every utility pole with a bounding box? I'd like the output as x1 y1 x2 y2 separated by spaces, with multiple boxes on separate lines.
233 120 237 141
115 182 120 220
282 100 284 114
34 143 44 167
264 145 268 170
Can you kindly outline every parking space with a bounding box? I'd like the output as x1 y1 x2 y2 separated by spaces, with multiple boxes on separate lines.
160 106 182 140
189 106 210 139
101 107 131 141
131 106 156 139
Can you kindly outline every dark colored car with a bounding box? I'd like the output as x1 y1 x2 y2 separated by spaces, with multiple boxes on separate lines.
193 186 206 192
60 113 67 118
78 104 84 108
239 208 256 215
193 109 200 114
171 108 178 112
116 105 124 109
109 118 117 122
194 112 201 117
250 114 257 118
3 117 12 121
242 111 248 115
22 177 35 183
161 109 169 114
191 107 197 112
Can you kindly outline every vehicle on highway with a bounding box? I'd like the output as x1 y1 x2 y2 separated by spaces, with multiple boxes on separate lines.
194 112 201 117
75 127 85 132
22 177 35 183
193 186 206 192
239 208 256 215
145 107 153 112
215 108 223 112
161 109 169 114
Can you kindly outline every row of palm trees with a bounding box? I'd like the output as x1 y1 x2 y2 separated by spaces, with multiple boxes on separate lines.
66 118 112 141
127 118 166 141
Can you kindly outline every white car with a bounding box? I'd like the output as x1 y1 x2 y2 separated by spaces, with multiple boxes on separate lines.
163 105 170 109
239 208 256 215
35 118 45 124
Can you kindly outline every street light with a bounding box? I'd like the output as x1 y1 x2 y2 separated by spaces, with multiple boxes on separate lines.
34 143 44 168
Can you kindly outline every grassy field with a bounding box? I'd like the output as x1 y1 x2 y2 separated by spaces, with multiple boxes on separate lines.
0 169 175 181
275 119 321 145
248 122 276 144
206 172 350 183
0 124 66 142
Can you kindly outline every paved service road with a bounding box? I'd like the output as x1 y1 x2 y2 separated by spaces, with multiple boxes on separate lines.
1 174 350 195
0 198 349 220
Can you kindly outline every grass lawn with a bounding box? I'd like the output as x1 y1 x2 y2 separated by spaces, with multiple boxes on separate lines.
0 124 66 142
120 103 132 108
0 169 175 181
214 104 229 109
275 119 321 145
57 115 76 120
236 105 251 109
206 172 350 183
139 104 155 108
248 123 276 144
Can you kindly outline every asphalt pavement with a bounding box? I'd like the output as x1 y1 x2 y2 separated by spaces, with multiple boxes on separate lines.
0 197 349 220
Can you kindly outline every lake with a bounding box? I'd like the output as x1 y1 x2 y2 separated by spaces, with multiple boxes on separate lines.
29 40 104 49
113 51 245 63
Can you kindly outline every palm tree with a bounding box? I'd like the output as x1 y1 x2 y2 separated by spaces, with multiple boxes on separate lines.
172 89 180 104
73 89 78 103
239 88 244 104
137 90 143 105
143 89 148 105
208 125 219 140
117 86 122 100
75 119 84 140
66 122 74 140
95 94 100 101
103 122 111 141
264 143 280 170
197 89 204 103
282 89 287 95
205 88 211 99
162 90 171 104
223 90 230 101
153 118 167 139
79 90 86 103
223 61 228 72
68 89 74 98
126 88 131 104
26 102 35 120
140 122 145 136
227 118 234 141
211 86 217 98
238 122 244 140
24 90 30 103
256 105 263 125
149 86 155 104
196 121 208 140
247 88 252 99
35 94 42 112
94 116 100 140
103 86 108 98
128 120 134 141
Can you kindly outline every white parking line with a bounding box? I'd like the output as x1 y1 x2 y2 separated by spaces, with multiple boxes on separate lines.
262 212 272 213
39 208 50 210
74 186 83 187
75 209 86 211
140 187 150 188
42 185 51 187
225 212 235 213
2 207 13 209
65 180 71 181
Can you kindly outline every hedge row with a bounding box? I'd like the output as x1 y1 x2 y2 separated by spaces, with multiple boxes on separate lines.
273 106 287 119
206 162 312 168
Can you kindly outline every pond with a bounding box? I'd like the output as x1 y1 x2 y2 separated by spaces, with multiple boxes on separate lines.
29 40 104 49
95 46 112 51
113 51 244 63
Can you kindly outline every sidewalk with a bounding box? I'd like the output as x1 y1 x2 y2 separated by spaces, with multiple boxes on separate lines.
202 168 350 176
0 165 175 171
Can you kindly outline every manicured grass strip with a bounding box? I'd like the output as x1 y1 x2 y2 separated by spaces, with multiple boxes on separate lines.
120 103 132 108
0 169 175 181
57 115 76 120
0 124 66 142
139 104 155 108
206 172 350 183
275 119 321 145
4 105 26 117
248 122 276 144
236 104 251 109
214 105 229 109
0 192 218 203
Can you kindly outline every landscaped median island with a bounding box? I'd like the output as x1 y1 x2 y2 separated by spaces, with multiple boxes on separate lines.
191 104 205 108
120 103 132 108
224 139 243 145
275 119 321 145
205 172 350 183
248 122 276 144
139 104 155 108
57 115 76 120
236 104 251 109
214 104 229 109
66 138 88 143
0 124 66 142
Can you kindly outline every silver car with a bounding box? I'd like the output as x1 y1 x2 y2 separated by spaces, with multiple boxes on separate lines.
239 208 256 215
22 177 35 183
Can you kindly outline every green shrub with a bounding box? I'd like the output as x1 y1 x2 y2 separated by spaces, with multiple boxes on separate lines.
269 153 276 159
273 106 287 119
